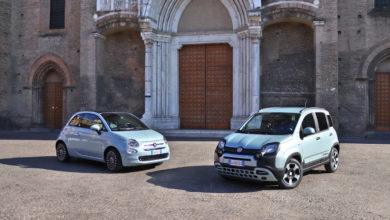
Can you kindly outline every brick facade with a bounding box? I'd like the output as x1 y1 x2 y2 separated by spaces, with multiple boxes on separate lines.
0 0 389 135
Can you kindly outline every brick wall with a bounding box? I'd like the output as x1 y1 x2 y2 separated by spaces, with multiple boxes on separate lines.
98 30 145 117
0 0 11 128
338 0 390 134
261 22 315 108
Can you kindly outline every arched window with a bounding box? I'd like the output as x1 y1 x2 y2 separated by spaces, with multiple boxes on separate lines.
49 0 65 29
375 0 390 9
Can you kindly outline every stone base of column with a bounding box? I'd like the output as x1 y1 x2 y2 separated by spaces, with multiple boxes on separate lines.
142 116 180 129
231 116 249 130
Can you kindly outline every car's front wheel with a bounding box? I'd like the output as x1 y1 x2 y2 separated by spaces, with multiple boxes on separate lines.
279 158 302 189
56 142 70 162
325 147 339 173
105 149 123 172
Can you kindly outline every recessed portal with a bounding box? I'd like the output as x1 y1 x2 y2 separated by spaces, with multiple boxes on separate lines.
179 44 232 129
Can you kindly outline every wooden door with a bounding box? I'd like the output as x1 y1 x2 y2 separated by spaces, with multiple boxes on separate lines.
45 82 63 128
374 72 390 131
179 44 232 129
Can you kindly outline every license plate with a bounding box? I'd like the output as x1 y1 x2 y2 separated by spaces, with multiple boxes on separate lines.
151 150 161 155
229 159 244 167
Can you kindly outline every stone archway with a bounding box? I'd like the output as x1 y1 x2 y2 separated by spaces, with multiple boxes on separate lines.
361 42 390 129
139 0 261 129
28 54 74 128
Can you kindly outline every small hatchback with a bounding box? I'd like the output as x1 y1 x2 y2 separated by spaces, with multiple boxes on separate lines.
56 111 170 171
214 107 339 189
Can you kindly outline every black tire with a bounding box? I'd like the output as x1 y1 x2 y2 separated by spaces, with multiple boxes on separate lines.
105 149 123 172
56 142 70 162
325 147 339 173
278 158 303 189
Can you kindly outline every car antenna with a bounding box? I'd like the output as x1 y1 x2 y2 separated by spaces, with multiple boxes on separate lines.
304 99 308 108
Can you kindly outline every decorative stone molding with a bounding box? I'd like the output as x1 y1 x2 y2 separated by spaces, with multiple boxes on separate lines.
27 53 75 88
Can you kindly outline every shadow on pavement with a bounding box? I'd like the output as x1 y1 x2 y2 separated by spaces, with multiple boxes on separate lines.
146 165 280 193
339 136 390 144
0 131 59 140
0 156 155 174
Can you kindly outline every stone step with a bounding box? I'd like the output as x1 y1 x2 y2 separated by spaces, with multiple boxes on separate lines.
157 129 233 138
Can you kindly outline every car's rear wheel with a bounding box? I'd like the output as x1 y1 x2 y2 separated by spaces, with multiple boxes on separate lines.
325 147 339 173
279 158 302 189
105 149 123 172
56 142 70 162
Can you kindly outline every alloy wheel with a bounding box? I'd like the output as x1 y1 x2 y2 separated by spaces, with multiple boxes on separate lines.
330 148 339 170
282 162 301 187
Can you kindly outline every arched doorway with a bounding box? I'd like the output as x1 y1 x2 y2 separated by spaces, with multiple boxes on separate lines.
43 71 63 128
374 57 390 131
28 54 74 129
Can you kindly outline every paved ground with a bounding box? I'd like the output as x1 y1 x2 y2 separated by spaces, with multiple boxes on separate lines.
0 132 389 219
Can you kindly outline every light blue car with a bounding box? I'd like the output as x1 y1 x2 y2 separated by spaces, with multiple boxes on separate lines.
214 107 340 189
56 111 170 171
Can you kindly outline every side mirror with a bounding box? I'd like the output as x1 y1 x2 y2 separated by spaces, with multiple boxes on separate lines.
303 127 316 136
90 124 102 134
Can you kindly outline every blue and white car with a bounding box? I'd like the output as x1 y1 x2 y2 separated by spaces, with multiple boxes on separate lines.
56 111 170 171
214 107 339 189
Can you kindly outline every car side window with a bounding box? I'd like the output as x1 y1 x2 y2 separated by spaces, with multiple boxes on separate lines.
327 115 333 127
68 115 82 127
79 114 106 131
316 113 329 131
300 113 316 138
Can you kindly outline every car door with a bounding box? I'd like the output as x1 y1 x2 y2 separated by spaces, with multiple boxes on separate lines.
66 114 84 155
77 113 107 159
299 113 323 167
314 112 333 160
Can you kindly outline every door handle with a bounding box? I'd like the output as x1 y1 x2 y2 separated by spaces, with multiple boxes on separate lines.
316 137 320 140
329 133 333 136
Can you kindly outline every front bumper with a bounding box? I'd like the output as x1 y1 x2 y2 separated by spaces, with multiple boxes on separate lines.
121 144 170 167
214 152 283 182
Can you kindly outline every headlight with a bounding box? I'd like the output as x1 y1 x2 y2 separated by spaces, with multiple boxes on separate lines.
260 143 279 156
127 148 138 154
215 140 226 157
128 139 139 148
217 140 225 149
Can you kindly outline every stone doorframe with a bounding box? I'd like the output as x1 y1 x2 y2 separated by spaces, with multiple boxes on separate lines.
139 0 262 129
140 27 261 129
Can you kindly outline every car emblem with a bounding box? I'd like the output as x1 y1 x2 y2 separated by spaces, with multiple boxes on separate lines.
153 143 157 147
237 147 243 153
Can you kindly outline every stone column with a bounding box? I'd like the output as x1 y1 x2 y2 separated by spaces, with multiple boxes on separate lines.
249 27 261 114
141 36 154 125
80 33 105 110
314 19 339 126
314 20 326 108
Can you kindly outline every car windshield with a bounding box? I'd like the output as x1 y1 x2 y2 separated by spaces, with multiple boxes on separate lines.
100 113 149 131
237 113 300 135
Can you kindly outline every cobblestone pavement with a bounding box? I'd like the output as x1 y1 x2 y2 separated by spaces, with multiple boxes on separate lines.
0 132 389 219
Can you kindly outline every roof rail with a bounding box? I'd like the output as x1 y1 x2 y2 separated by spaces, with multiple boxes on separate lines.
258 107 282 112
299 107 326 113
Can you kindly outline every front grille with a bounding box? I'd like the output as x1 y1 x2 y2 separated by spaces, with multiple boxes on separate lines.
224 146 259 155
139 153 169 161
216 166 271 181
217 166 260 180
